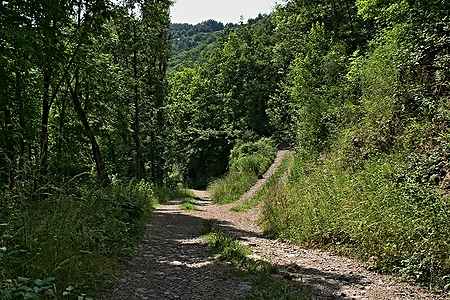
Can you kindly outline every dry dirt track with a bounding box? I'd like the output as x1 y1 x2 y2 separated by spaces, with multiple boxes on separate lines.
104 151 448 300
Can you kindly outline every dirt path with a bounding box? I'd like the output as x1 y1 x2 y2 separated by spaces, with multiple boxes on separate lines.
106 151 447 300
103 199 251 300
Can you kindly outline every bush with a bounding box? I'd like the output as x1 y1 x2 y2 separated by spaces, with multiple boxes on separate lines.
208 138 276 203
0 180 157 299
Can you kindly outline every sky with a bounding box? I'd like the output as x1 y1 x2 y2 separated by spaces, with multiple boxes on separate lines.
170 0 278 25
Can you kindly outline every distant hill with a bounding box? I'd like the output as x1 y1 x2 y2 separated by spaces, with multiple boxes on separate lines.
169 20 237 70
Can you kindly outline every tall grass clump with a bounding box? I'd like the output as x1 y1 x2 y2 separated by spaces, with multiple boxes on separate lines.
208 138 276 204
0 180 157 299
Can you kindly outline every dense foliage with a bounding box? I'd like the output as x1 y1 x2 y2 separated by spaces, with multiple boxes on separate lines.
170 20 224 53
0 0 172 297
1 180 156 299
1 0 171 186
169 20 232 70
261 0 448 288
167 14 280 187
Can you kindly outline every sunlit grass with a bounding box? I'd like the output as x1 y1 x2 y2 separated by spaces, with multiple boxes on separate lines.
232 153 293 212
180 198 197 211
208 139 276 204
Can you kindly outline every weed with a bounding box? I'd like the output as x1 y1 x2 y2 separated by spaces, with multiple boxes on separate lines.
180 198 197 211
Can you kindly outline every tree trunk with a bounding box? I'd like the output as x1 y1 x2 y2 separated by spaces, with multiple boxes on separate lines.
153 29 169 183
57 91 67 170
132 47 144 179
70 76 110 184
39 67 51 179
16 67 26 170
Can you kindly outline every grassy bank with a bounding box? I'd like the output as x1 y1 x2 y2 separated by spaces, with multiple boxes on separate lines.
0 181 178 299
208 138 276 204
261 146 450 288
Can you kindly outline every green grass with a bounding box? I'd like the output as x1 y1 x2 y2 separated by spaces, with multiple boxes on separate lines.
260 150 450 288
208 138 276 204
204 230 310 299
0 180 177 299
180 198 197 211
232 153 293 212
153 185 194 204
208 171 258 204
206 231 252 263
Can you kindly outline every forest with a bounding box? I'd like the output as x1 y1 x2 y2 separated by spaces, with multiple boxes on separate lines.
1 0 449 299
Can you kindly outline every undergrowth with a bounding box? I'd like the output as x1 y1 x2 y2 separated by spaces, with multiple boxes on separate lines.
208 138 276 204
0 180 168 299
153 185 194 204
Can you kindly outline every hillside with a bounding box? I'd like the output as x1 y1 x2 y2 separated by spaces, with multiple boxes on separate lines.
169 19 236 70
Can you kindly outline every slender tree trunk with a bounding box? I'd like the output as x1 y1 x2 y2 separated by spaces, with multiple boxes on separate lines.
153 29 169 183
70 76 110 184
40 67 51 179
342 0 354 28
153 79 166 183
132 47 144 179
16 68 26 169
9 67 25 188
68 0 108 184
57 91 67 170
3 104 15 189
